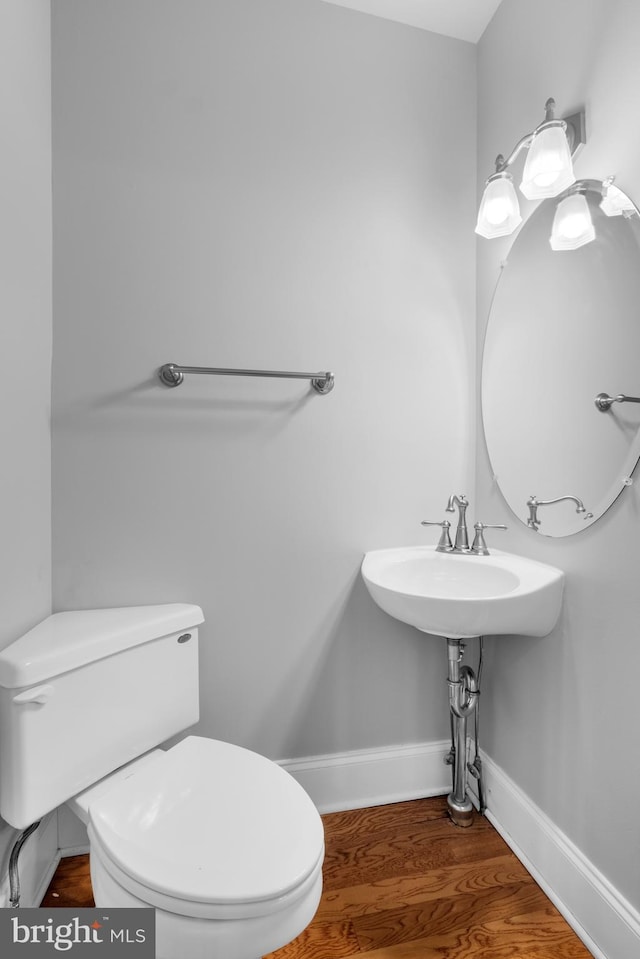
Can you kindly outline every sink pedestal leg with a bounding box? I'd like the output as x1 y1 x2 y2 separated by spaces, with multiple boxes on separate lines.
446 638 477 827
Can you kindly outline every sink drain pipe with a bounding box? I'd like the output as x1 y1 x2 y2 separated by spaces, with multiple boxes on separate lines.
446 638 480 827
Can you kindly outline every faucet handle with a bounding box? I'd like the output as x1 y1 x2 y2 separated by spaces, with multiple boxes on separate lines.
471 522 507 556
421 519 453 552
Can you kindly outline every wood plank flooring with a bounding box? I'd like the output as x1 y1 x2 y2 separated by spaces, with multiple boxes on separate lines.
41 796 594 958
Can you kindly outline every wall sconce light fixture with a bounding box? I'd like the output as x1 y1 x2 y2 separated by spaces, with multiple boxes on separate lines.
475 171 522 238
476 98 586 239
549 188 595 251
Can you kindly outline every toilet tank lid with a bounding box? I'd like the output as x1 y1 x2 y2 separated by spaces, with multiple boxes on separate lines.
0 604 204 688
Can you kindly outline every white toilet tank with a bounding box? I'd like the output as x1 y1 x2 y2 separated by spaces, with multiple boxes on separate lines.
0 603 204 830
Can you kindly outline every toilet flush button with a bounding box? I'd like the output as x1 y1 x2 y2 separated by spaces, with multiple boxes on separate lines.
13 684 55 705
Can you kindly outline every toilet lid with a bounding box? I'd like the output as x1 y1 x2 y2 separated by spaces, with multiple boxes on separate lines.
88 736 324 908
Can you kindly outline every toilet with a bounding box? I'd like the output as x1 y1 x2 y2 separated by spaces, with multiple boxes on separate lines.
0 604 324 959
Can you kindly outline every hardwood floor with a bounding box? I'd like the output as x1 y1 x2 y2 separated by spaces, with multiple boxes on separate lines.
41 853 94 909
41 796 593 958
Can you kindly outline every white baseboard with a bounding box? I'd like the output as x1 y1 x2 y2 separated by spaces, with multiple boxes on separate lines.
480 751 640 959
57 802 89 856
279 739 452 813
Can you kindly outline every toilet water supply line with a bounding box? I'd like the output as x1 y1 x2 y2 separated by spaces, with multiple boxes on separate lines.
9 821 41 908
446 638 486 815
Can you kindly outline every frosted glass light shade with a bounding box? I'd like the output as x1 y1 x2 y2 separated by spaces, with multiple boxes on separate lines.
549 193 595 250
475 172 522 238
520 122 575 200
600 183 636 217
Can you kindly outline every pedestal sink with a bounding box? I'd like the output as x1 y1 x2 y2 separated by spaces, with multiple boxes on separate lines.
361 546 564 639
361 544 565 827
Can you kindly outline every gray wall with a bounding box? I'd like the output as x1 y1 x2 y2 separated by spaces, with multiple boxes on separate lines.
0 0 52 646
0 0 52 895
51 0 477 761
477 0 640 910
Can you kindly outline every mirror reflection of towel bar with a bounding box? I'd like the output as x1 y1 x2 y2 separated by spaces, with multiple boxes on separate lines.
158 363 335 395
594 392 640 412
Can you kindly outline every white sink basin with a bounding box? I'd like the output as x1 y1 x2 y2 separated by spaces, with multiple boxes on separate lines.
361 547 564 638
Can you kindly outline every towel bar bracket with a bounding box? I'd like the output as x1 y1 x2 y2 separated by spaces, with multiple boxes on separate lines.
594 391 640 412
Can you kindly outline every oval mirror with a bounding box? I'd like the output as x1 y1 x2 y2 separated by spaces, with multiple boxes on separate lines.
481 179 640 537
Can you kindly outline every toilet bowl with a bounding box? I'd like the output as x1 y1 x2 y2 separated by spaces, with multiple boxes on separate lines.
0 604 325 959
69 736 325 959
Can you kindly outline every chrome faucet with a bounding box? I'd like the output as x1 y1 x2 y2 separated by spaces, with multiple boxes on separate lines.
446 494 470 551
422 494 507 555
526 494 593 531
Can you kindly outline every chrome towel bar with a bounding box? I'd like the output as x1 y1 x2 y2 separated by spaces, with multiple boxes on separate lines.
158 363 335 395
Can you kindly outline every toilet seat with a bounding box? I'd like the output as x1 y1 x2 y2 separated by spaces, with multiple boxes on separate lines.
84 736 324 920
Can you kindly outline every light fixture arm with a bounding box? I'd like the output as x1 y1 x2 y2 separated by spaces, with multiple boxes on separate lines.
495 135 534 173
